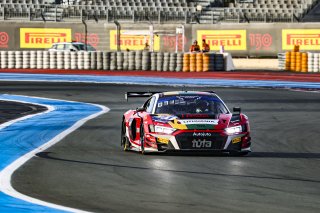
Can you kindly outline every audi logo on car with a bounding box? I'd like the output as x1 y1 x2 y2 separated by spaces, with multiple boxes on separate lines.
193 132 212 137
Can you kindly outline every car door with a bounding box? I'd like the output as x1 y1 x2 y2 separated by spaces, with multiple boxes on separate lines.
129 97 154 145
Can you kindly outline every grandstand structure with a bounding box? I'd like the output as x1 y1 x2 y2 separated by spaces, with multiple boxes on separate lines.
0 0 318 23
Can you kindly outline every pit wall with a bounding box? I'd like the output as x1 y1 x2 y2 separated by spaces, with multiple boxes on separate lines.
1 22 320 57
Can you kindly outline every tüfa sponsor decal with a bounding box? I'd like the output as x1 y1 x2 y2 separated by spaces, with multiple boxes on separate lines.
282 29 320 50
197 30 247 51
192 139 212 148
20 28 72 48
109 30 160 51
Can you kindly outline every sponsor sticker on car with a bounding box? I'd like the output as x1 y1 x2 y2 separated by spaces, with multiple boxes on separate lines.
192 139 212 148
232 137 241 144
179 119 219 125
193 132 212 137
157 137 169 144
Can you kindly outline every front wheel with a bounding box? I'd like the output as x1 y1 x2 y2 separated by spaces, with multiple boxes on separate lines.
230 151 250 157
121 121 130 151
140 124 146 155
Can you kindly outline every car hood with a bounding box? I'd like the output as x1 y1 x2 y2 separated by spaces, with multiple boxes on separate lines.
151 114 231 130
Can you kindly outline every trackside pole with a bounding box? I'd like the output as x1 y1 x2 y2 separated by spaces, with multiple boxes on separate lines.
114 20 121 52
149 25 154 52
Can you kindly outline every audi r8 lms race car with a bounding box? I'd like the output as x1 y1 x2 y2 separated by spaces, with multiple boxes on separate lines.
121 91 251 155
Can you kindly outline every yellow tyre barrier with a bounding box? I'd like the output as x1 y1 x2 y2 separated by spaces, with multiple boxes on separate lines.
196 64 203 72
282 50 308 72
183 53 190 72
190 53 196 72
203 53 210 72
295 52 301 72
182 52 219 72
196 53 203 72
301 52 308 72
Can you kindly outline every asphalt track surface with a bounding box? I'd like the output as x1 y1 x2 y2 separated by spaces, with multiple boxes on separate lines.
1 82 319 213
0 100 46 124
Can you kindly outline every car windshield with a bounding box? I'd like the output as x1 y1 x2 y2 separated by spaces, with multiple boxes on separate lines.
74 44 96 51
155 95 229 115
87 44 96 51
75 44 86 50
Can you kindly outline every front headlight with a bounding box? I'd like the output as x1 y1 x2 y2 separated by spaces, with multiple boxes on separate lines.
154 125 176 134
225 125 242 134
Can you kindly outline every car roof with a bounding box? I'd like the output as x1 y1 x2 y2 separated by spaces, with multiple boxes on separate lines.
52 42 86 45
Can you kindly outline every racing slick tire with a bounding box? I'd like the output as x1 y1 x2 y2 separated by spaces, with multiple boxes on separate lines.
121 121 130 151
230 151 250 157
140 124 146 155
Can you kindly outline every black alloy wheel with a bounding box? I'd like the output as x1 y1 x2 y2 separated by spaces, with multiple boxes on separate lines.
121 121 130 151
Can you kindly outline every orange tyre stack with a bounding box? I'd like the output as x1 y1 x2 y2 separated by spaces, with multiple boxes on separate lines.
285 51 291 70
283 45 307 72
183 53 190 72
301 52 308 72
196 53 203 72
295 52 302 72
290 52 296 72
203 53 210 72
190 53 196 72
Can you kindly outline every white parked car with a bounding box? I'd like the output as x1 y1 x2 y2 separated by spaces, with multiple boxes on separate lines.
48 42 96 52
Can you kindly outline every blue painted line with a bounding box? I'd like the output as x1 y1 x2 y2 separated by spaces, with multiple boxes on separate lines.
0 195 65 213
0 94 104 212
1 73 320 89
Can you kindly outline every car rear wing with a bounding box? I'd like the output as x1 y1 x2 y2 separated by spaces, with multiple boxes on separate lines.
125 92 162 101
125 91 215 101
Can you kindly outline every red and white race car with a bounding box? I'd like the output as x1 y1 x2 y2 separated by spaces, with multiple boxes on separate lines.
121 91 251 155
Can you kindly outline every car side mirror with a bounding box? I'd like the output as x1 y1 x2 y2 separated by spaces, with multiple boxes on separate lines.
231 107 241 122
136 107 145 112
233 107 241 115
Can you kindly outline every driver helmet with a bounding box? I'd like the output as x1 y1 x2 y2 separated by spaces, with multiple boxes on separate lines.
195 100 209 113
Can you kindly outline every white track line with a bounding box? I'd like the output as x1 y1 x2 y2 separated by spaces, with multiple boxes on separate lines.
0 95 109 213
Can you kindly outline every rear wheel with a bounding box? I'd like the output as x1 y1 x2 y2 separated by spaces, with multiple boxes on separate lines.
121 121 130 151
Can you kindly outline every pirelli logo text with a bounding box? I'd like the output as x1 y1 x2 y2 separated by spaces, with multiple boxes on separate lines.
197 30 247 51
282 29 320 50
109 30 160 51
20 28 72 48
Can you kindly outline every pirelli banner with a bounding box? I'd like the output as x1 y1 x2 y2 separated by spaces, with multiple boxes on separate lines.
197 30 247 51
109 30 161 51
282 29 320 50
196 29 275 56
20 28 72 49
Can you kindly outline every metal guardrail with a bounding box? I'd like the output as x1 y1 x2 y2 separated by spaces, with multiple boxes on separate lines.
0 3 306 23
